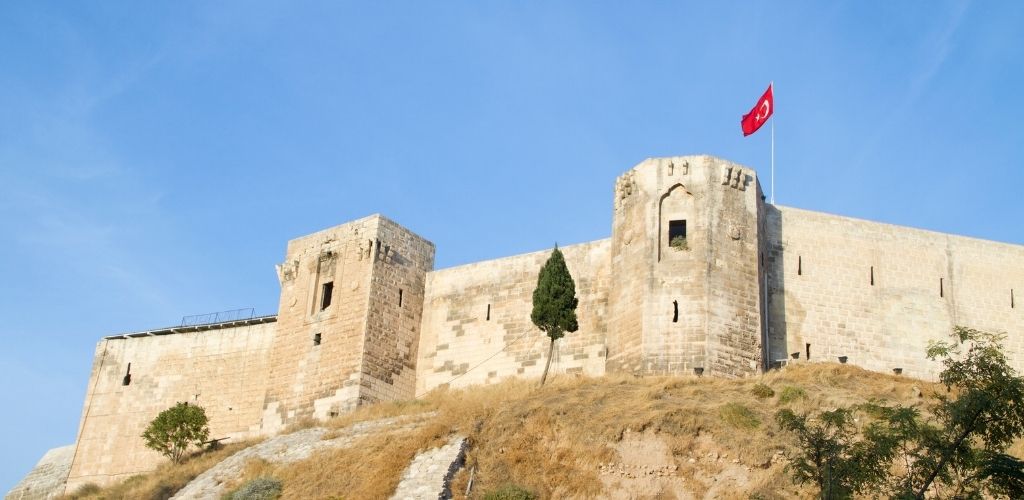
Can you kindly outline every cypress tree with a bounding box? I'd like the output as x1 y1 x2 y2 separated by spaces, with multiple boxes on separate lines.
531 245 579 386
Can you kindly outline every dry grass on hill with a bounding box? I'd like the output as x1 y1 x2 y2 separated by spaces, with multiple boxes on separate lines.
73 363 1001 499
59 439 261 500
219 363 944 499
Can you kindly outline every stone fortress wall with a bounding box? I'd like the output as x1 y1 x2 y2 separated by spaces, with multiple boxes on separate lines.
416 239 612 395
17 155 1022 498
63 319 277 492
605 157 764 377
766 205 1024 380
260 215 435 436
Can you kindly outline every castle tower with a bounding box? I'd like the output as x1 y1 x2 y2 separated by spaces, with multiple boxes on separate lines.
261 215 434 432
606 156 766 377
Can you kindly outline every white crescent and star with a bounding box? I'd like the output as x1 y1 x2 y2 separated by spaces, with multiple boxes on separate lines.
754 100 770 121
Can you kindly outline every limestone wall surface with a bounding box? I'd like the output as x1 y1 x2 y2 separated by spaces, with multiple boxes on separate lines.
608 156 763 377
360 217 435 405
263 216 379 433
262 214 434 434
65 321 276 491
416 240 610 395
766 206 1024 380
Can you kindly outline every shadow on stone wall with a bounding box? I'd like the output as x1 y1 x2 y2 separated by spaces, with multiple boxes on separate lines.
765 205 789 368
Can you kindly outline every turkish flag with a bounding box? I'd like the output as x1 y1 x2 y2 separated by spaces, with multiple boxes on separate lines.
741 84 773 136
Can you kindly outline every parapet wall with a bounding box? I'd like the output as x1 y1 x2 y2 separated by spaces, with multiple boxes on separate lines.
65 320 276 492
766 206 1024 379
416 239 611 394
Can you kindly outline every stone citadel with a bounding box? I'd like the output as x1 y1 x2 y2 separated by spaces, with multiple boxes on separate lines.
10 155 1024 496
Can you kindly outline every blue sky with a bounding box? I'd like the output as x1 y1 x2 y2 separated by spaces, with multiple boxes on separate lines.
2 1 1022 490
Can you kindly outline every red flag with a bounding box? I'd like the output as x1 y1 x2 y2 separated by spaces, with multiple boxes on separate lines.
741 84 773 136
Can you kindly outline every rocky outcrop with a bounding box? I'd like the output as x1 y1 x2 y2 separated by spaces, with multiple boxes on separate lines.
390 436 467 500
172 413 433 500
6 445 74 500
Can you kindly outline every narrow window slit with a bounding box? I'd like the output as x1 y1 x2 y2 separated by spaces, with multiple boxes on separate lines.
313 333 322 346
940 278 944 298
1012 289 1015 309
398 289 403 307
122 363 132 386
870 266 874 286
798 256 802 276
672 300 679 323
486 304 491 321
805 343 811 360
320 282 334 310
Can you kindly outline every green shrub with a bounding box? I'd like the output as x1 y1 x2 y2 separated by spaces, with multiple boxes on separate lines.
778 386 807 404
224 477 282 500
142 402 210 464
483 484 537 500
719 403 761 429
669 235 688 250
751 383 775 399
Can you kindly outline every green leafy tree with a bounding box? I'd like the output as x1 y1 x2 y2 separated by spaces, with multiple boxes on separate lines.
908 327 1024 498
531 246 579 386
778 327 1024 499
776 407 890 499
141 401 210 464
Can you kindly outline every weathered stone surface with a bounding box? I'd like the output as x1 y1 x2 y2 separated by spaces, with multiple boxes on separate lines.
416 240 610 394
607 156 763 377
765 205 1024 380
6 445 74 500
263 215 435 435
390 435 466 500
171 413 433 500
65 321 277 492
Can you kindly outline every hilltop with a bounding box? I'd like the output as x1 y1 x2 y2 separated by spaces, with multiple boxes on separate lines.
59 361 1016 499
55 156 1024 493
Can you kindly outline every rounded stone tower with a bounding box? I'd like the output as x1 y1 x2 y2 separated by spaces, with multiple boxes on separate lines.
605 156 766 377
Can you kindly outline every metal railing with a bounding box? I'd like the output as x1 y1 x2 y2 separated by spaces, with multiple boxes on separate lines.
181 308 256 327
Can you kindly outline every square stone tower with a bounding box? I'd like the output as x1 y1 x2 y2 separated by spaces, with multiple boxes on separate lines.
606 156 765 377
261 215 434 432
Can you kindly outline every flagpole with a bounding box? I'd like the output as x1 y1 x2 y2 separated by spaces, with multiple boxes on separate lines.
770 81 775 205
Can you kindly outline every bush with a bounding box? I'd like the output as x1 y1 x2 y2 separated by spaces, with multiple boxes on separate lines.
720 403 760 429
142 402 210 464
778 386 806 405
751 383 775 399
776 407 881 498
669 235 688 250
224 477 283 500
777 327 1024 498
483 484 536 500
